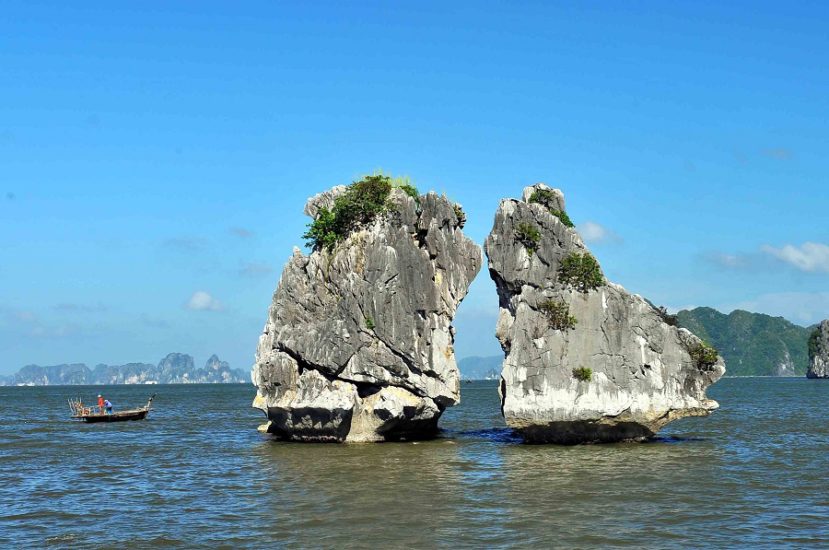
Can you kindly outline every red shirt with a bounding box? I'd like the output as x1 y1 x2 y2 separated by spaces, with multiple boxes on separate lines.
98 397 104 409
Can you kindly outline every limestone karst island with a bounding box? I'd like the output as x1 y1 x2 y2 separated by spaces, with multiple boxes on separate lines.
252 175 481 441
251 175 726 444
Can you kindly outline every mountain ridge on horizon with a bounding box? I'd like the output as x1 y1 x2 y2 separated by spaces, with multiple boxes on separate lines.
0 352 248 386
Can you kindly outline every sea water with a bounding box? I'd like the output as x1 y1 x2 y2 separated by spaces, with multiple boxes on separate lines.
0 379 827 547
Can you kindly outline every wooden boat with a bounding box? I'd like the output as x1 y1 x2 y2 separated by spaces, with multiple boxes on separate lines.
69 394 155 423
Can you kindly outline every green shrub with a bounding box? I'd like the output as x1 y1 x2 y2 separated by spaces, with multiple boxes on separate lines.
515 223 541 256
365 316 375 330
302 207 339 251
303 175 393 251
690 341 719 369
396 182 419 199
572 367 592 382
808 328 821 359
529 189 574 228
551 209 574 228
558 252 604 292
528 188 557 207
453 203 467 228
538 299 577 331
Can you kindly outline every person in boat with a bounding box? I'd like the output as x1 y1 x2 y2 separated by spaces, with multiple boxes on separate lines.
104 399 113 414
98 394 105 414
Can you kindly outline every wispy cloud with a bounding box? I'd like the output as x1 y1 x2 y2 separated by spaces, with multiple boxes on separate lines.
577 221 622 245
761 148 794 161
185 291 223 312
239 262 274 278
230 227 254 239
0 307 86 338
29 324 80 338
13 310 37 322
761 242 829 273
703 252 753 269
53 302 108 313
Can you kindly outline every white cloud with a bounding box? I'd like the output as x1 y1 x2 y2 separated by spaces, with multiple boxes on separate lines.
724 292 829 325
185 291 223 312
577 221 621 244
761 242 829 273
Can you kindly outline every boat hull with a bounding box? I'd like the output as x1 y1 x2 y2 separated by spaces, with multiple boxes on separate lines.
77 410 149 423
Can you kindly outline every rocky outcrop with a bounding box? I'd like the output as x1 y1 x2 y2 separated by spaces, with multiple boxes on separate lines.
807 321 829 378
485 183 725 444
252 182 481 442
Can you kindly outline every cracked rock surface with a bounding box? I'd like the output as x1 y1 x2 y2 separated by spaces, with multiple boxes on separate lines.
485 184 725 444
807 320 829 378
252 187 481 442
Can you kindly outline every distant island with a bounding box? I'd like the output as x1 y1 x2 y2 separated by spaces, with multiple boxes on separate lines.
676 307 815 376
0 353 248 386
458 356 501 380
459 307 818 379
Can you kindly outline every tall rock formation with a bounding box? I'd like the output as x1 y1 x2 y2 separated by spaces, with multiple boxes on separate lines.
807 321 829 378
485 183 725 444
252 176 481 442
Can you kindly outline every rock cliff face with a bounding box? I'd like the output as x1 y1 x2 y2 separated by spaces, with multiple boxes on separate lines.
252 182 481 442
485 184 725 443
807 321 829 378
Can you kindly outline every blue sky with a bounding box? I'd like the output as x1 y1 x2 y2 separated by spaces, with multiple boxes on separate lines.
1 1 828 374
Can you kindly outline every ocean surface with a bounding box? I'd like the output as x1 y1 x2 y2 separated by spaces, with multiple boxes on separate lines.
1 378 827 548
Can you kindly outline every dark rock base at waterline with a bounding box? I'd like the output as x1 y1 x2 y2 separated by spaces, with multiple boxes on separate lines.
517 421 657 445
262 406 443 443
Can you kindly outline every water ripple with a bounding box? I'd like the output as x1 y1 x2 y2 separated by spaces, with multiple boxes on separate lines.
1 379 828 547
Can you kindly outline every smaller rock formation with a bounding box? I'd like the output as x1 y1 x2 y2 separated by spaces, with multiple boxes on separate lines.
485 183 725 444
807 321 829 378
252 175 481 442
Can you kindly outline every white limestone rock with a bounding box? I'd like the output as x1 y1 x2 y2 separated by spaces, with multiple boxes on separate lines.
485 183 725 443
252 185 481 442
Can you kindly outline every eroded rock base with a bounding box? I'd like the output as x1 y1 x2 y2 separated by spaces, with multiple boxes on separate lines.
518 422 656 445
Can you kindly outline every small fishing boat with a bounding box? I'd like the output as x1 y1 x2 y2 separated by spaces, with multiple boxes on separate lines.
69 394 155 423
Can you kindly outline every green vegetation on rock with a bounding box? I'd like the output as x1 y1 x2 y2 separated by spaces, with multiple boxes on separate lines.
453 203 467 228
572 367 592 382
303 173 418 251
538 298 577 331
515 222 541 256
528 188 574 227
558 252 604 292
689 341 720 370
364 316 375 330
809 327 821 360
676 307 813 376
